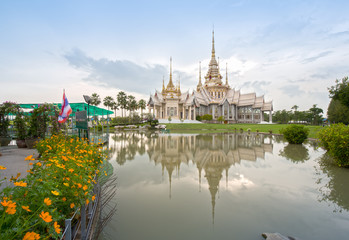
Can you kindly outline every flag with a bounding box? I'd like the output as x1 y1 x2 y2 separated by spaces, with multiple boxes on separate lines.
58 91 72 123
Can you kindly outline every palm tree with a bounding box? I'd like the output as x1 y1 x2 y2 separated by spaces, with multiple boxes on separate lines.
291 105 299 121
111 100 118 118
90 93 101 106
117 91 127 117
138 99 146 118
127 95 137 116
103 96 114 120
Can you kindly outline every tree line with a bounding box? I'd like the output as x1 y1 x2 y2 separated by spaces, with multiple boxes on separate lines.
271 76 349 125
89 91 147 118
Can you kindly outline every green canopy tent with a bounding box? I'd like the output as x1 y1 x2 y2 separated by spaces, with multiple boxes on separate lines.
19 103 113 116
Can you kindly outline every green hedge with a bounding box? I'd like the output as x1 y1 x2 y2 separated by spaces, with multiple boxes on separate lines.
280 124 309 144
318 123 349 167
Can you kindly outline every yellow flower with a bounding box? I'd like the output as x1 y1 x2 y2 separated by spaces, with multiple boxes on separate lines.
63 183 69 187
23 231 40 240
22 205 31 212
39 211 52 223
44 198 52 206
51 191 59 196
14 181 27 187
54 221 61 234
70 203 75 208
68 168 74 173
0 165 6 170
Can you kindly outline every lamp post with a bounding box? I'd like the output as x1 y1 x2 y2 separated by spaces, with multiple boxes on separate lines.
83 95 91 142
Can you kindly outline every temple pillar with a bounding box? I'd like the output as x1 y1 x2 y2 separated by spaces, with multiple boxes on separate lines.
193 106 196 120
153 106 155 118
227 104 230 119
212 105 215 119
222 104 224 120
160 106 162 119
252 109 254 123
269 110 272 123
189 106 192 120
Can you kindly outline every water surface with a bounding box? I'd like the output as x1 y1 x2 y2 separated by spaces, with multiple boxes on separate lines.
101 132 349 240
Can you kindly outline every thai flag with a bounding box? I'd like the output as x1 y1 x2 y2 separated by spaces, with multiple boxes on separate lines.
58 91 72 123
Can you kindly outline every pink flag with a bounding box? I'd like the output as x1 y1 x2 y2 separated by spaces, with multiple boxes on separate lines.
58 91 72 123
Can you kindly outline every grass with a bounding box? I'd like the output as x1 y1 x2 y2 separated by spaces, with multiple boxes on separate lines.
163 123 323 139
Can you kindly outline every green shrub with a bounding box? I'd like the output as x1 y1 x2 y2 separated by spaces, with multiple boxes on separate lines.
280 124 309 144
196 115 202 121
318 123 349 167
201 114 213 121
217 116 224 122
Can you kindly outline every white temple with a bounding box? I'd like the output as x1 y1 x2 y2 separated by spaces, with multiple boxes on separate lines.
148 31 273 123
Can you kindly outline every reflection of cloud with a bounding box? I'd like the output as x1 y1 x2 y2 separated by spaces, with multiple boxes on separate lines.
64 48 181 94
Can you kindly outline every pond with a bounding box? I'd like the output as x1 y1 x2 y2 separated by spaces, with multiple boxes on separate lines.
100 131 349 240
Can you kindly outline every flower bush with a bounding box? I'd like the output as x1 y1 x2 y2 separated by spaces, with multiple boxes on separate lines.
0 134 106 239
318 123 349 167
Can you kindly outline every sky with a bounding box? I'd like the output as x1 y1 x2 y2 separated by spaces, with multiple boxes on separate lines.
1 0 349 114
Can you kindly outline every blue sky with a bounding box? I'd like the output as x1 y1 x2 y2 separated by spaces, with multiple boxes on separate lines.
1 0 349 113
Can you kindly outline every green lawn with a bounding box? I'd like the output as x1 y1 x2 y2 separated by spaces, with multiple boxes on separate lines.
164 123 323 139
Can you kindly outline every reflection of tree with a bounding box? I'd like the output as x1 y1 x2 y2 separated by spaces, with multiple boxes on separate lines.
317 154 349 212
279 144 309 163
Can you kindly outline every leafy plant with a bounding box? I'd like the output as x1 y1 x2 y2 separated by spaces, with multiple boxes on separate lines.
0 102 18 137
14 112 27 140
201 114 213 121
318 123 349 167
280 124 309 144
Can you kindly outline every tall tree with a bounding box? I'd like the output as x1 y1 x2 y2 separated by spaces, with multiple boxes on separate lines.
127 95 137 115
103 96 114 120
329 76 349 108
90 93 101 106
291 105 299 121
117 91 127 117
327 99 349 124
138 99 146 117
111 100 118 118
309 104 323 125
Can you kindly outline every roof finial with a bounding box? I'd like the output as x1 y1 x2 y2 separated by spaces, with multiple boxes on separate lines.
167 57 175 89
211 29 215 59
162 76 165 90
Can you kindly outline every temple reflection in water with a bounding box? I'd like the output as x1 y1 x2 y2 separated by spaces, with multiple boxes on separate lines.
112 132 274 223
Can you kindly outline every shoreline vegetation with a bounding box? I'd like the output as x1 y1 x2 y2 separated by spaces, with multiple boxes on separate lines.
160 123 323 139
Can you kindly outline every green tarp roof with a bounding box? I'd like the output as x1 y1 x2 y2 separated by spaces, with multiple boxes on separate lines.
19 103 113 116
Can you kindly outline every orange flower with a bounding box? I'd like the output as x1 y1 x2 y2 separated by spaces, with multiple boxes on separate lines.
92 195 96 201
83 185 88 191
6 206 16 215
51 190 59 196
22 205 31 212
54 221 61 234
39 211 52 223
68 168 74 173
86 199 89 205
44 198 52 206
36 162 42 167
70 203 75 208
0 165 6 170
23 231 40 240
25 155 34 161
62 197 66 202
77 183 82 188
14 181 27 187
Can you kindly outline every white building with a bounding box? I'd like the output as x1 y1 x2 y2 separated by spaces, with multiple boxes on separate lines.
148 31 273 123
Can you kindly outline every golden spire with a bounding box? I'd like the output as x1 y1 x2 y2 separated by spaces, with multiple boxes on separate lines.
211 30 215 59
162 76 165 91
197 61 202 88
166 57 175 89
